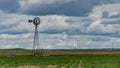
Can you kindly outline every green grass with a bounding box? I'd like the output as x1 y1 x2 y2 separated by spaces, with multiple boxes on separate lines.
0 55 77 68
0 54 120 68
81 54 120 68
0 49 120 68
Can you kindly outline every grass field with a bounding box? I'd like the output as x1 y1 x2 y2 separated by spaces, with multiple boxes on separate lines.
0 49 120 68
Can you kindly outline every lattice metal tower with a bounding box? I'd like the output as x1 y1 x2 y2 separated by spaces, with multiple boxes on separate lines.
28 17 43 56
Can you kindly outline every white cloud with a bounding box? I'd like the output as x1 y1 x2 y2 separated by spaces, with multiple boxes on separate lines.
89 3 120 19
0 33 120 49
4 44 20 49
86 20 101 33
0 11 119 36
86 3 120 35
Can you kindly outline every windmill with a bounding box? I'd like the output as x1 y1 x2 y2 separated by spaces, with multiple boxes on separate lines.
28 17 44 56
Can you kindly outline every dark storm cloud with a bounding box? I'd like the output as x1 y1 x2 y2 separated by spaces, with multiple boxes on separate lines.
101 19 120 24
0 0 20 12
0 0 118 16
90 37 110 42
20 0 117 16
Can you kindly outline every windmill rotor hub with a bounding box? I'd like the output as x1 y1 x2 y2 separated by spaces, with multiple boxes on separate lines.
33 17 41 25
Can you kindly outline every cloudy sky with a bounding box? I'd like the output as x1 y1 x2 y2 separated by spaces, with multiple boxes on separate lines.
0 0 120 49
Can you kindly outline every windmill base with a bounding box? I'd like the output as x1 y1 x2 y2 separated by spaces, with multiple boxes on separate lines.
32 51 49 56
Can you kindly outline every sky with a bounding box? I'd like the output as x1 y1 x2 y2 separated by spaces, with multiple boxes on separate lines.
0 0 120 49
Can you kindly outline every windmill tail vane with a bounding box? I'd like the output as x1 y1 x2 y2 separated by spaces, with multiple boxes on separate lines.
28 19 33 23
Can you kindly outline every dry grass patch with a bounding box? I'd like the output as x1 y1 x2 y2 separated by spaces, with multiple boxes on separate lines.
47 65 57 68
17 66 41 68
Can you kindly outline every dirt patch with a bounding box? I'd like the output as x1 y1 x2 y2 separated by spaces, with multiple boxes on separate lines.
78 60 82 68
47 65 57 68
17 66 41 68
17 65 57 68
61 66 64 68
